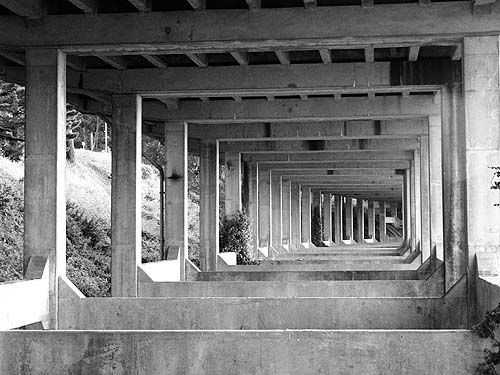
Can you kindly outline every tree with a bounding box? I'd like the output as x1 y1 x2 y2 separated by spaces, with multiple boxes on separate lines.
0 81 25 161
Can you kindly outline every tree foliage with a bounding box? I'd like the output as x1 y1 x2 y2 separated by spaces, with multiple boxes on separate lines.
219 210 256 265
0 81 25 161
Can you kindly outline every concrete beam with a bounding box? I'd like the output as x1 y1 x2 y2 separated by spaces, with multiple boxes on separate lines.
82 62 391 96
271 169 401 177
154 96 439 124
220 138 420 153
186 120 429 141
259 161 411 169
1 4 497 49
243 150 414 163
0 0 42 18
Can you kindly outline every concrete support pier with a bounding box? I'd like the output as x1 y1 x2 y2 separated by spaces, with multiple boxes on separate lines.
301 186 311 247
111 94 142 297
344 197 354 243
367 200 376 243
378 201 387 242
322 193 332 245
271 175 282 253
200 140 219 271
258 168 271 252
165 122 188 280
24 48 67 328
281 179 292 251
248 163 259 254
334 195 343 245
290 183 301 251
225 152 242 217
356 199 365 244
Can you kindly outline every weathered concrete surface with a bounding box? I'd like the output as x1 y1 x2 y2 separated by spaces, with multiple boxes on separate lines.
476 276 500 326
0 330 487 375
196 270 422 281
138 279 444 298
60 296 464 330
218 262 421 272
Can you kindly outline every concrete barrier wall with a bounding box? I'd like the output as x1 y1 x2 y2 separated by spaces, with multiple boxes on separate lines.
0 330 488 375
476 276 500 325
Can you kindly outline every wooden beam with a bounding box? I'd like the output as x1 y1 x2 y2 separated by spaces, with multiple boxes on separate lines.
186 0 206 11
157 98 179 110
303 0 317 8
2 4 499 50
67 0 97 13
127 0 151 12
81 62 393 96
319 49 333 63
408 46 420 61
451 44 462 60
186 53 208 67
0 0 42 18
67 55 86 71
275 51 290 65
96 55 128 70
364 46 375 62
245 0 261 10
0 51 25 65
230 52 249 66
142 54 167 68
151 96 439 124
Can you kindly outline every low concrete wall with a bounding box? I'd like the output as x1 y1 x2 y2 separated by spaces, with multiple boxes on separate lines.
0 256 49 329
0 330 487 374
476 276 500 324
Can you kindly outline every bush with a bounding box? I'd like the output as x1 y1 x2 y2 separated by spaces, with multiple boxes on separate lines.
311 206 324 247
219 210 256 265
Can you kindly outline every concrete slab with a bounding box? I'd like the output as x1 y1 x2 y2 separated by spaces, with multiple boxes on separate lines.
0 330 487 375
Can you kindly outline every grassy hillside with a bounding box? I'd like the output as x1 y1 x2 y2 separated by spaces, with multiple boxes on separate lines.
0 149 199 296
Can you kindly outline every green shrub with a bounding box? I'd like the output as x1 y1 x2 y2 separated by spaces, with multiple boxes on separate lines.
311 206 324 247
219 210 256 265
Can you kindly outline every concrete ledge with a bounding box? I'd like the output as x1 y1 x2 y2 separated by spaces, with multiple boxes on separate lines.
139 279 444 298
59 295 464 330
0 330 486 374
0 256 49 329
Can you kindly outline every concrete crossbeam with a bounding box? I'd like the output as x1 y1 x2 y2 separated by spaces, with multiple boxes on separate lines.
243 150 414 163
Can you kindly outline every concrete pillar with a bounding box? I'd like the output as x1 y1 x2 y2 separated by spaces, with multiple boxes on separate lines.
412 154 422 250
25 48 66 328
200 140 219 271
300 186 311 246
311 189 322 246
271 174 282 254
403 171 412 247
248 162 259 255
281 179 292 251
224 152 241 217
408 167 417 251
290 183 301 250
110 94 142 297
165 121 188 280
378 201 387 242
356 199 365 244
367 200 376 242
334 195 343 244
322 193 333 245
442 85 468 294
463 36 500 323
258 168 271 253
429 115 444 260
344 197 354 242
420 135 432 261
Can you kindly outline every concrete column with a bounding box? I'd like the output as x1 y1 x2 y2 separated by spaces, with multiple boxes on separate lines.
429 115 444 260
463 36 500 323
248 162 259 255
367 200 376 242
110 94 142 297
403 171 412 247
300 186 311 246
290 183 301 250
258 168 271 253
408 167 417 251
200 140 219 271
311 189 322 246
378 201 387 242
420 135 432 261
322 193 332 245
356 199 365 244
165 121 188 280
25 48 66 328
281 179 292 251
334 195 343 244
224 152 241 217
271 174 282 254
412 154 422 250
442 85 468 293
344 197 354 242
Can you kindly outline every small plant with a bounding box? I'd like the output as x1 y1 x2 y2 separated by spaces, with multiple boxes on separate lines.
219 210 256 265
473 302 500 374
491 167 500 207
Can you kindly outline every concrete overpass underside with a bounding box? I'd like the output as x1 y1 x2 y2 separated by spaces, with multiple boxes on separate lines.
1 1 500 373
